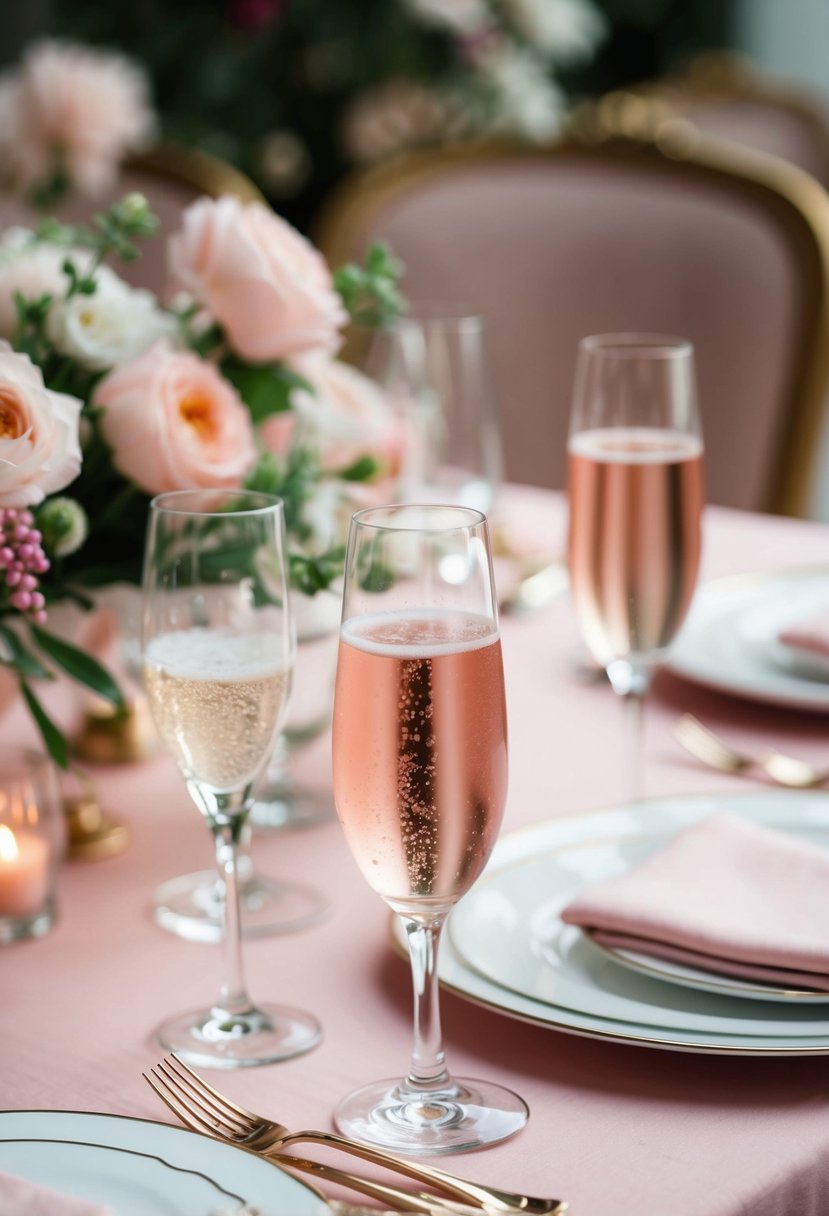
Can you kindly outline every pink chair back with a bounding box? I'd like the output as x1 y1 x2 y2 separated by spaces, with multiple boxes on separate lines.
316 135 829 516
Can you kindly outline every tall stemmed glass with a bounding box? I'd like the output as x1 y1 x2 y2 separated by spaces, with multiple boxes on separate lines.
567 334 705 799
332 504 528 1154
142 489 321 1067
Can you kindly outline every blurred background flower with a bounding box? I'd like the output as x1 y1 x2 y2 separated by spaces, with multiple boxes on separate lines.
0 1 732 229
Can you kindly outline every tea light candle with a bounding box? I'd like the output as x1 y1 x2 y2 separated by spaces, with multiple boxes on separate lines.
0 824 49 918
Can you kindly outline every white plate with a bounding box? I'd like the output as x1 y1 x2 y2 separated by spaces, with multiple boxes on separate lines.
0 1111 326 1216
587 938 828 1003
666 569 829 711
395 791 829 1055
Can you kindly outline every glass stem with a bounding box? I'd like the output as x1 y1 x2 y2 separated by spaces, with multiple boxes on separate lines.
212 820 253 1018
607 658 652 805
623 689 647 804
403 915 452 1092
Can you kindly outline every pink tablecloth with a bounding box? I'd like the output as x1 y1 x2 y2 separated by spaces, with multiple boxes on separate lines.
3 491 829 1216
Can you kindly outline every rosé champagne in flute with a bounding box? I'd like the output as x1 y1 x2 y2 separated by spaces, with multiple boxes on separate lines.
567 337 705 798
331 504 527 1154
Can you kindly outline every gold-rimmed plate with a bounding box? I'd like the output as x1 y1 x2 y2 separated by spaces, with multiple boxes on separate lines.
0 1110 326 1215
667 568 829 711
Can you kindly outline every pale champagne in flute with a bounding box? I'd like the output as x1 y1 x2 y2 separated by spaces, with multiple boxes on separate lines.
142 490 321 1068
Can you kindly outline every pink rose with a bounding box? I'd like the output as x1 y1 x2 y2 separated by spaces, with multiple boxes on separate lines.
168 196 347 362
0 347 82 508
95 344 257 495
0 40 156 196
286 353 405 479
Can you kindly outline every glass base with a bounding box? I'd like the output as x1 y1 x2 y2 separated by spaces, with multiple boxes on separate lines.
0 902 54 944
334 1076 528 1155
250 782 335 831
154 869 329 943
154 1001 322 1069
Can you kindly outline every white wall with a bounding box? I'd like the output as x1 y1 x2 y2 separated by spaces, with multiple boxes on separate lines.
735 0 829 91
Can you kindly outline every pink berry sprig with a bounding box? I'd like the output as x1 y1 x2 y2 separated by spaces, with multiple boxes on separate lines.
0 507 50 625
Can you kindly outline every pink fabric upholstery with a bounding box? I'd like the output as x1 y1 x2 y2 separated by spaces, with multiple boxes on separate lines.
319 146 819 513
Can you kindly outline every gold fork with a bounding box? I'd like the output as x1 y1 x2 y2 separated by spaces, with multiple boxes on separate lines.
144 1054 566 1215
675 714 829 788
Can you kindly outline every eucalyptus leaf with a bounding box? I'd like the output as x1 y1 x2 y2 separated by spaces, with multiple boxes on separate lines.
30 625 125 708
21 681 70 769
0 625 54 680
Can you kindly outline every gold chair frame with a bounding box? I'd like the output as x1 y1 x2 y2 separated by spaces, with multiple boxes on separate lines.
314 125 829 518
125 141 264 203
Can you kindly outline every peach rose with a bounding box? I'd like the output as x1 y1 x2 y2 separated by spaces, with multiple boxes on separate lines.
0 346 82 508
95 344 257 495
0 40 156 196
168 196 347 363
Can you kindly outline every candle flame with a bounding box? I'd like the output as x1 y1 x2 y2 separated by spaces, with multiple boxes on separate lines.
0 824 18 861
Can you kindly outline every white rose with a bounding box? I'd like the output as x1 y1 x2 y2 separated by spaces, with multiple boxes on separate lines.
46 266 179 371
402 0 492 35
0 228 88 339
501 0 606 63
479 43 566 141
0 345 82 508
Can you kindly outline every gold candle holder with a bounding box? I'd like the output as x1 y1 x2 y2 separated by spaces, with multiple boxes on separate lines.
63 771 129 861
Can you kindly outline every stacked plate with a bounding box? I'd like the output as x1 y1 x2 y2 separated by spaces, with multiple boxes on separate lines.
405 790 829 1055
667 568 829 711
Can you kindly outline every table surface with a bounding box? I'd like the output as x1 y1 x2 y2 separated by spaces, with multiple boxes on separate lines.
3 489 829 1216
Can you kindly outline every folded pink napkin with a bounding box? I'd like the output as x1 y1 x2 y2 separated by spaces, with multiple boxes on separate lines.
0 1173 113 1215
778 609 829 659
561 812 829 990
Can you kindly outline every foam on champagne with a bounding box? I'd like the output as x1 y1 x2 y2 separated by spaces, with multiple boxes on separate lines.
341 608 498 657
568 426 703 464
144 627 289 680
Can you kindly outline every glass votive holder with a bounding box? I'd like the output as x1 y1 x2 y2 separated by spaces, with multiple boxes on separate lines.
0 747 62 943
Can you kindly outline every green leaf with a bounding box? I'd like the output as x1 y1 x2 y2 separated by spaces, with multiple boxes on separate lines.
0 625 54 680
334 241 406 329
30 625 125 709
339 455 381 482
221 357 311 423
20 681 70 769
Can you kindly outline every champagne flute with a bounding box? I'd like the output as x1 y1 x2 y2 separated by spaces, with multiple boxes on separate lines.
141 489 322 1067
331 503 528 1154
365 306 504 514
567 334 705 798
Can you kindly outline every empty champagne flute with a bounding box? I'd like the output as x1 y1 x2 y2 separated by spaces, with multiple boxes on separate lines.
141 489 321 1067
365 306 504 514
331 503 528 1154
567 334 705 798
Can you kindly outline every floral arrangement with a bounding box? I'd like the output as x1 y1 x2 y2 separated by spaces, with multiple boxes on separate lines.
0 190 404 767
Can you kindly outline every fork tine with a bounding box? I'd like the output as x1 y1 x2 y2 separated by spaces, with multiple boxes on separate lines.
159 1057 251 1134
143 1067 225 1140
165 1053 258 1132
